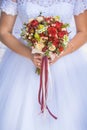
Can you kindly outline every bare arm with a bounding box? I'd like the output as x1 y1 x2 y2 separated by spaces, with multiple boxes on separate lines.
0 12 32 59
50 12 87 64
0 12 42 68
85 10 87 30
63 12 87 55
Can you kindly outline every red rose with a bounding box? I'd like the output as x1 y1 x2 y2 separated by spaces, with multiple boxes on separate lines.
58 31 67 38
58 32 64 38
53 38 59 47
31 20 39 27
45 17 52 23
62 30 68 35
49 37 54 42
40 33 45 37
31 39 37 43
59 46 64 52
55 21 63 30
42 46 48 52
48 27 57 37
40 33 48 40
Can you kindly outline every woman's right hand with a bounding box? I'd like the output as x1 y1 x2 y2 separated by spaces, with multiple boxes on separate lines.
30 53 42 69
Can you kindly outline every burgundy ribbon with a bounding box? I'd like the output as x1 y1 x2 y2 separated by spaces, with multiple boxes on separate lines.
38 56 57 120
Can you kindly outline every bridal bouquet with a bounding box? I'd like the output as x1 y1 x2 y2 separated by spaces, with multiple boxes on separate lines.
21 15 69 119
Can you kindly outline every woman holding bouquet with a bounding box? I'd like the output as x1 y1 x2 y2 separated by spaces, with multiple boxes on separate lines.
0 0 87 130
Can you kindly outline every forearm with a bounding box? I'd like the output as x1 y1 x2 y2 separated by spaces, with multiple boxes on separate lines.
60 32 87 58
0 32 32 59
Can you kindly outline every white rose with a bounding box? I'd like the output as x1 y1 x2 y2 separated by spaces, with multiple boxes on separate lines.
49 45 56 51
36 16 44 22
35 43 45 51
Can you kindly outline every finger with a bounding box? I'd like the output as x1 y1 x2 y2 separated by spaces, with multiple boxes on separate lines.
34 62 40 69
34 54 42 60
36 63 41 69
34 60 41 68
49 58 58 65
34 59 42 64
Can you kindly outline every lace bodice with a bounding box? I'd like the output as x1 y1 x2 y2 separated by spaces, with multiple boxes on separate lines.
0 0 87 18
83 0 87 8
0 0 87 38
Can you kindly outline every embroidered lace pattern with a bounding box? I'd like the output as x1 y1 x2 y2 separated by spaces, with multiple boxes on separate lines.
0 0 86 16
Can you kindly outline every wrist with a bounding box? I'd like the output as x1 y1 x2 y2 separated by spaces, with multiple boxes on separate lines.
59 43 74 58
27 48 32 60
67 43 74 53
23 46 32 60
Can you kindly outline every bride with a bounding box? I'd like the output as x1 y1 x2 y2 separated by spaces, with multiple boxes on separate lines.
0 0 87 130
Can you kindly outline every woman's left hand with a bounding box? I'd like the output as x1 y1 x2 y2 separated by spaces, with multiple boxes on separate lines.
49 52 63 65
49 54 59 65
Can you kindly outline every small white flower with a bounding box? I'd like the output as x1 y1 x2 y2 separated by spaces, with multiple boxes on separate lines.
63 35 69 46
28 36 32 39
62 28 67 31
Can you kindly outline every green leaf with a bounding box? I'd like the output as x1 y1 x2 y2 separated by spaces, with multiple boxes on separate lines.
36 68 41 75
48 41 52 47
27 41 33 47
62 23 70 28
45 50 49 56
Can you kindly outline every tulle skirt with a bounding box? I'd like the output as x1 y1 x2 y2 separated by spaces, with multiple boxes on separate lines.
0 43 87 130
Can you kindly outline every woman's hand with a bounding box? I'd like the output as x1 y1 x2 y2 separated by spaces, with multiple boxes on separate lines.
49 56 59 65
30 53 42 69
49 53 62 65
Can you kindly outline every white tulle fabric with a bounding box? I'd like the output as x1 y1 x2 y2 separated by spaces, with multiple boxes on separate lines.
0 1 87 130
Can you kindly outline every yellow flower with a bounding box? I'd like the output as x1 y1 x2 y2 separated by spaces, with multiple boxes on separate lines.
38 24 45 29
34 33 40 41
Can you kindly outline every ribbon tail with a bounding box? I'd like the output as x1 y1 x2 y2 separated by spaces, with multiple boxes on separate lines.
38 57 44 106
38 56 58 120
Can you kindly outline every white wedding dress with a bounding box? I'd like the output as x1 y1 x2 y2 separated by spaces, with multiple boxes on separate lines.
0 0 87 130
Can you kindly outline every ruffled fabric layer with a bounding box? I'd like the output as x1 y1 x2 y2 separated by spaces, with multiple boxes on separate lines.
0 45 87 130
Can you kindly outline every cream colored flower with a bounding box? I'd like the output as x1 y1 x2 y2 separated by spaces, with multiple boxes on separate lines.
39 38 46 43
36 16 44 22
35 43 45 51
53 16 60 21
63 35 69 46
62 28 67 31
49 45 56 51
